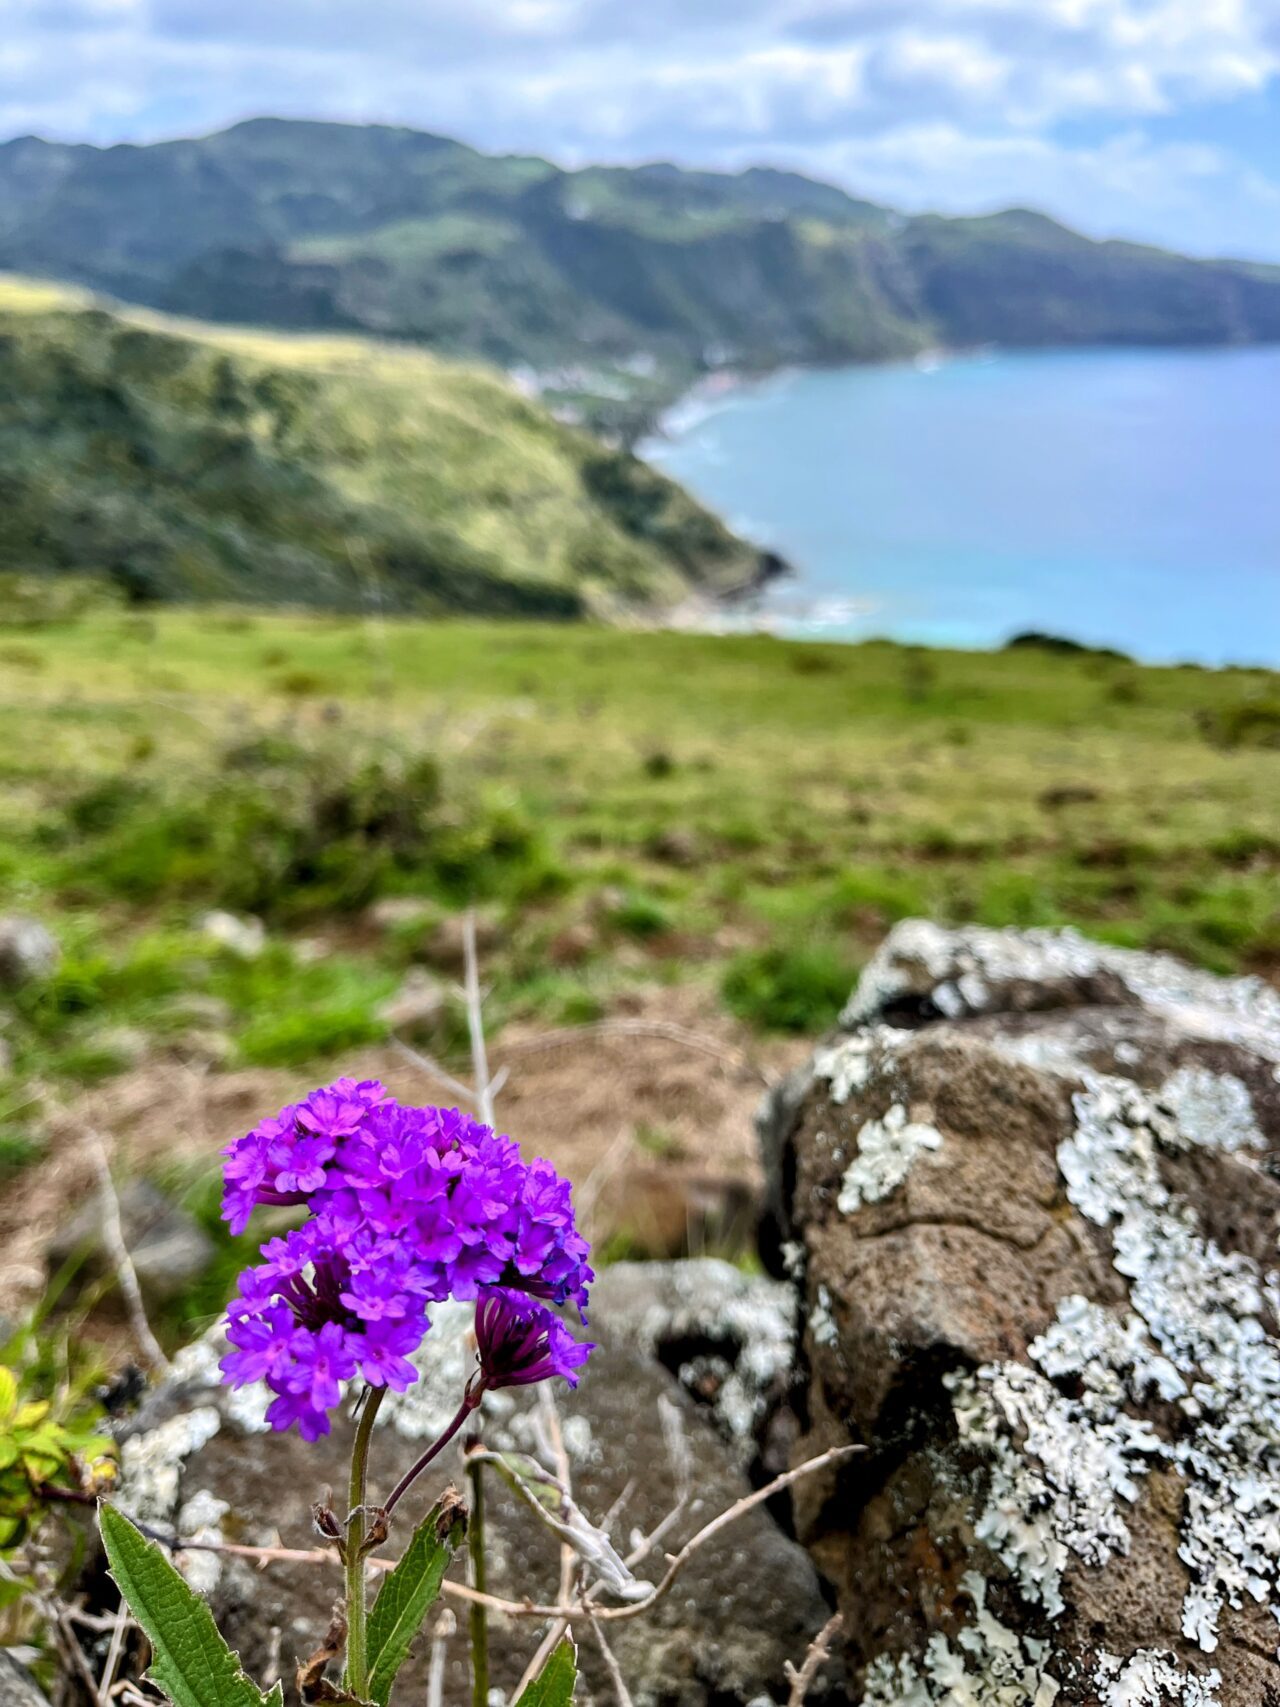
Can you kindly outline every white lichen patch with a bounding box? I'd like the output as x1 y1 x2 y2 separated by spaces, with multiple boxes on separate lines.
175 1488 230 1595
837 1104 943 1213
949 1344 1162 1618
609 1259 796 1445
1066 1076 1280 1652
119 1406 222 1525
1094 1649 1222 1707
946 1068 1280 1657
379 1300 477 1440
167 1329 271 1433
814 1027 910 1104
1154 1067 1263 1157
809 1284 838 1348
861 1573 1061 1705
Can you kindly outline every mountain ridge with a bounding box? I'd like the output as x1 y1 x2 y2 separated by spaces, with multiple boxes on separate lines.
5 116 1279 436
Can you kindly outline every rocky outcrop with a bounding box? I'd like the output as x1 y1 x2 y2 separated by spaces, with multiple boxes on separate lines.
759 922 1280 1706
112 1261 832 1707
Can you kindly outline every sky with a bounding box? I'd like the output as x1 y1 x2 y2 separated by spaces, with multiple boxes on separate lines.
6 0 1280 261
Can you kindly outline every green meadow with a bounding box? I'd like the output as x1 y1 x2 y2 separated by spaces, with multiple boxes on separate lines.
2 604 1277 1116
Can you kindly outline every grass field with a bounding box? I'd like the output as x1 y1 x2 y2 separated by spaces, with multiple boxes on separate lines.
2 606 1277 1100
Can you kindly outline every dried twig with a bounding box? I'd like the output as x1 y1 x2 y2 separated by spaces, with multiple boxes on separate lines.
574 1127 635 1243
98 1599 132 1701
510 1390 578 1700
426 1607 456 1707
142 1443 861 1625
784 1613 843 1707
589 1615 635 1707
462 910 496 1127
390 1038 477 1109
86 1130 171 1377
51 1603 106 1706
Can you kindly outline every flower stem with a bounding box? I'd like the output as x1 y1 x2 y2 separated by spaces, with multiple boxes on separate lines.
467 1452 489 1707
383 1387 482 1518
344 1384 386 1698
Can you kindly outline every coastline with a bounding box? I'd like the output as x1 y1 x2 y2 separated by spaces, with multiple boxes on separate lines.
637 344 1280 667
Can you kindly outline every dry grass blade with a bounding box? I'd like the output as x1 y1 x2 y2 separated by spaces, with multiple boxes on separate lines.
86 1129 171 1377
589 1615 635 1707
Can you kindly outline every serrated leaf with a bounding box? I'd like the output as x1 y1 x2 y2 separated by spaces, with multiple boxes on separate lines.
515 1637 576 1707
0 1438 18 1472
100 1503 280 1707
366 1492 466 1707
0 1369 16 1425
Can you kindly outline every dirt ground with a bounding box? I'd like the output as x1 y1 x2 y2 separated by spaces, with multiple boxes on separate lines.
0 985 807 1314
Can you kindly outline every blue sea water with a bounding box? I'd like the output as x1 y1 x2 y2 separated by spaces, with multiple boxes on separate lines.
642 347 1280 666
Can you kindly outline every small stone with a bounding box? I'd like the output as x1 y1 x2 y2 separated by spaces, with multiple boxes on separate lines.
49 1178 215 1304
0 917 59 989
199 910 265 959
367 897 434 931
377 970 446 1039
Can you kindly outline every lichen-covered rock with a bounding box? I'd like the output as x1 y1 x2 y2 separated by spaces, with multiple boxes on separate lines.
759 922 1280 1707
112 1261 831 1707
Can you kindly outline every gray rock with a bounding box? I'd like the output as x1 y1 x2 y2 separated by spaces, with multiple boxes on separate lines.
0 917 59 990
760 921 1280 1706
50 1178 215 1305
0 1652 50 1707
115 1261 835 1707
199 911 266 960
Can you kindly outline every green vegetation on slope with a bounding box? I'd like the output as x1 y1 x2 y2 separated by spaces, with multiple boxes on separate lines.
1 611 1276 1116
4 118 1279 423
0 277 769 612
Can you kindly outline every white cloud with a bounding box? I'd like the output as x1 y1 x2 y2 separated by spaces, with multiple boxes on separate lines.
3 0 1280 258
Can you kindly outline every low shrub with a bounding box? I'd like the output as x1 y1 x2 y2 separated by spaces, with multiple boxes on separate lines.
721 940 858 1033
57 735 555 920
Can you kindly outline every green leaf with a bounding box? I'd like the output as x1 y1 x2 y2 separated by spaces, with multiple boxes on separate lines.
366 1493 466 1707
99 1504 283 1707
514 1637 577 1707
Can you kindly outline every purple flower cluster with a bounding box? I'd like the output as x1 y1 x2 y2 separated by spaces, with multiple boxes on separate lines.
220 1079 593 1439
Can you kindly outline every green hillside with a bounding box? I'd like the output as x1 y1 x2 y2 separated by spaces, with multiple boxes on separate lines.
4 117 1280 427
0 276 773 613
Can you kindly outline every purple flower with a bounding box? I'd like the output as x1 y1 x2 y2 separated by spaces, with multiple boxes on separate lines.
475 1288 593 1391
219 1081 594 1436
